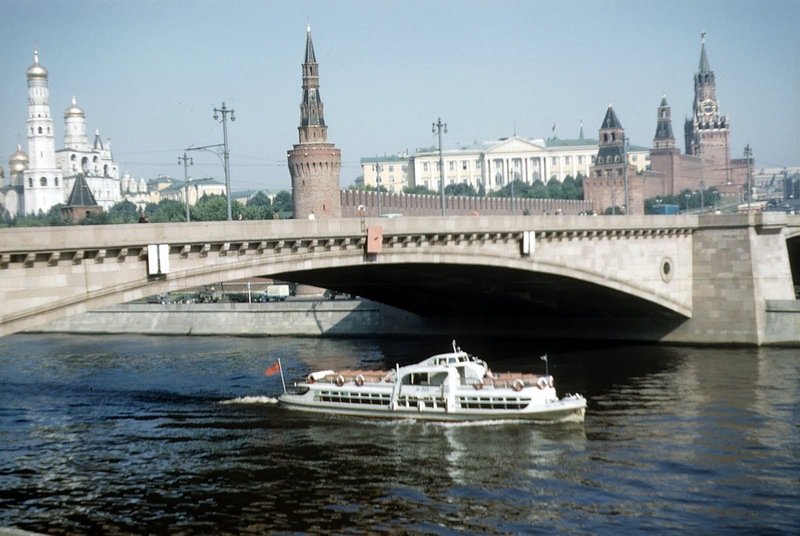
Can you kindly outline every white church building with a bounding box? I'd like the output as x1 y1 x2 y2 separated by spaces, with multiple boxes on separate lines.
0 51 140 218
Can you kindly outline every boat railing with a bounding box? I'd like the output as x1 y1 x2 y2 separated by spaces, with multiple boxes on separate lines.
310 370 393 385
465 372 549 390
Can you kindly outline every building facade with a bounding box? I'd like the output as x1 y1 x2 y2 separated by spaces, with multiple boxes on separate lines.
361 133 649 194
287 25 342 219
0 51 125 218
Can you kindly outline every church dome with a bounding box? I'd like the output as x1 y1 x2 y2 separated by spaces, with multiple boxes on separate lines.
26 50 48 80
9 145 29 173
65 96 85 118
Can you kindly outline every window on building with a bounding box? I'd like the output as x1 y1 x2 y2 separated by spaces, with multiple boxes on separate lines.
423 162 429 172
389 165 394 172
462 161 468 170
591 156 596 164
564 156 571 165
40 176 47 186
578 155 584 164
449 161 455 171
475 161 481 169
38 127 42 134
552 157 558 165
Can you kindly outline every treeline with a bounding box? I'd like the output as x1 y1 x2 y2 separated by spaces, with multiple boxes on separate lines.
1 191 294 228
354 174 585 200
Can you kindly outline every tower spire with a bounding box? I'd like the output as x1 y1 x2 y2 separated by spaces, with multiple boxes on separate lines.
699 32 711 73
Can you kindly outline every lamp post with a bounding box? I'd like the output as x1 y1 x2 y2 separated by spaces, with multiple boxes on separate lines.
622 134 629 215
685 193 690 213
213 102 235 221
432 117 447 216
375 158 382 217
178 152 193 222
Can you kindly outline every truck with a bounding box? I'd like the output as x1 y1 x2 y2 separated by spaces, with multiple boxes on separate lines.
266 284 290 302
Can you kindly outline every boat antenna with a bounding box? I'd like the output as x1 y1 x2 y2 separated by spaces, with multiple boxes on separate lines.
452 339 457 353
541 354 549 377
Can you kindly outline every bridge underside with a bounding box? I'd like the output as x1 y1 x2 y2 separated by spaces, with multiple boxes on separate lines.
275 263 688 340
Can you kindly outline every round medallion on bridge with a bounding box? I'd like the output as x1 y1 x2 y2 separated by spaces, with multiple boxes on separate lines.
660 257 674 283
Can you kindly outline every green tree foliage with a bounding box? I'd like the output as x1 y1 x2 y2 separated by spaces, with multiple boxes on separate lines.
271 191 293 219
107 200 140 224
402 185 437 196
147 199 187 222
243 191 273 220
444 183 478 196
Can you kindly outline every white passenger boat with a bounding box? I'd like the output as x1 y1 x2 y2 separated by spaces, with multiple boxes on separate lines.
277 342 586 423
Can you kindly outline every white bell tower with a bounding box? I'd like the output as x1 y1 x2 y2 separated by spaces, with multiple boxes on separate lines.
23 50 64 214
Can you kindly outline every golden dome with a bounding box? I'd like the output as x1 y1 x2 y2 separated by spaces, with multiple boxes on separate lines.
26 50 48 80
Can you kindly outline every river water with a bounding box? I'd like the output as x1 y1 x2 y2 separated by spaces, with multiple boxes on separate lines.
0 334 797 534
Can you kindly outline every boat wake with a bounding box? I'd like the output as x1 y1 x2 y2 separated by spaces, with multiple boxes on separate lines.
219 395 279 405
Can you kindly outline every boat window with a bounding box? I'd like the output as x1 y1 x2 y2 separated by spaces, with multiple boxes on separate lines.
429 372 448 386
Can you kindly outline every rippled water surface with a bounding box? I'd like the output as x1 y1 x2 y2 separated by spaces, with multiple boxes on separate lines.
0 334 798 534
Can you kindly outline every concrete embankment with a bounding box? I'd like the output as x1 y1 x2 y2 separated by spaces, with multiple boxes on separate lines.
33 300 432 337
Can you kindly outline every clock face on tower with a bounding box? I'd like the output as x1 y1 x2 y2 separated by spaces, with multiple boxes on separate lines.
701 99 716 115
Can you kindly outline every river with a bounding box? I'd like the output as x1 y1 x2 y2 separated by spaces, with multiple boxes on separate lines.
0 334 798 534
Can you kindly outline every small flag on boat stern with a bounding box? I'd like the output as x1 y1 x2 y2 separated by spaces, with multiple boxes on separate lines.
264 361 281 377
541 354 548 362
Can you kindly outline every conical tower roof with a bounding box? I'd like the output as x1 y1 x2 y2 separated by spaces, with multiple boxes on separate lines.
305 24 316 64
698 34 711 73
601 105 623 129
66 174 98 207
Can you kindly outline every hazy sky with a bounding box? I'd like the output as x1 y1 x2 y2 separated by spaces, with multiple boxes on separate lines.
2 0 798 193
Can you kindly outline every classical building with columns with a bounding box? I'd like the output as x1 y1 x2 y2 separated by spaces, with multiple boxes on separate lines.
361 130 649 194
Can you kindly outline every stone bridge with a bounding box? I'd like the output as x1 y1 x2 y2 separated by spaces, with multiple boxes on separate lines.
1 213 798 344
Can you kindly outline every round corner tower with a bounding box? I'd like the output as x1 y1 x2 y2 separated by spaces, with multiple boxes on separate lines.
287 25 342 219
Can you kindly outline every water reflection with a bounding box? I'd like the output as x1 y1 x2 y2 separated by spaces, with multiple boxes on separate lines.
0 334 797 534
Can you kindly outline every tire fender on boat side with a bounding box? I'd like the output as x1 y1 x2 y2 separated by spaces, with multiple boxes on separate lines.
307 375 316 384
473 379 484 390
548 375 554 388
513 379 525 392
355 374 365 387
537 377 548 390
335 375 345 387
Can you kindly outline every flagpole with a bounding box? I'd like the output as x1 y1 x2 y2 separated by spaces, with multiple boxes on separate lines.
541 354 549 378
278 358 287 394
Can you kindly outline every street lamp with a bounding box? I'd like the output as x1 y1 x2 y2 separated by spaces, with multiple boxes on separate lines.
375 158 382 217
213 102 235 221
178 152 193 222
432 117 447 216
684 193 690 213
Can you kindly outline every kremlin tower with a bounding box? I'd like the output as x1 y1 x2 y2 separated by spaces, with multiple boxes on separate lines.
287 25 342 219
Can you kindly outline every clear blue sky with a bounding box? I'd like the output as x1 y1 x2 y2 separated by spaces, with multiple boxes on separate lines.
1 0 798 192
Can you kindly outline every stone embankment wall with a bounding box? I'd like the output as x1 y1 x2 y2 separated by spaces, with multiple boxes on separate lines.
34 301 432 337
341 190 593 217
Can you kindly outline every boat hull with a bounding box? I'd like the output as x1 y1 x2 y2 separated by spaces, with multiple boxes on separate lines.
278 392 586 423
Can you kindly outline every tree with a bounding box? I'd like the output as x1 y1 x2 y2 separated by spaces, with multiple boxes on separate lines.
271 191 293 218
149 199 187 222
244 191 272 220
402 185 437 196
444 183 478 196
546 177 564 199
107 200 139 224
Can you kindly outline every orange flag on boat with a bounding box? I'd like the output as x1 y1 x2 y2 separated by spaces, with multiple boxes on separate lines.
264 361 281 377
